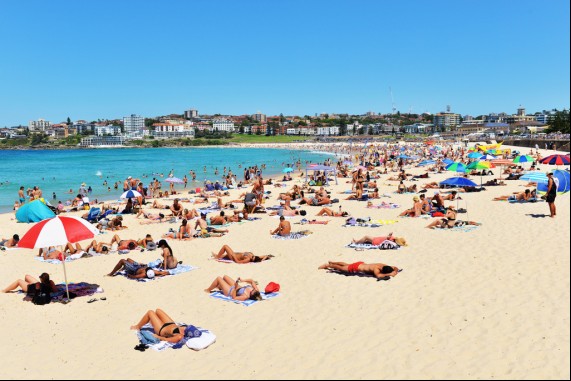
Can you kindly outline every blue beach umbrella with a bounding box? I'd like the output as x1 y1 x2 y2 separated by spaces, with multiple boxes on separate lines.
519 172 548 183
467 152 483 159
537 170 570 195
440 177 478 187
442 158 454 165
120 190 142 199
282 167 294 173
418 160 436 166
479 154 497 161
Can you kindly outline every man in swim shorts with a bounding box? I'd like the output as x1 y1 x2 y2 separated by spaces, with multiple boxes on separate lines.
318 261 400 280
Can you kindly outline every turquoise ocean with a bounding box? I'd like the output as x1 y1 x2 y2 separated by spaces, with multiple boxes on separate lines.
0 147 334 214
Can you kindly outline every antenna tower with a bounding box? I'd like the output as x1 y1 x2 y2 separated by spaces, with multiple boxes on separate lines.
389 87 396 115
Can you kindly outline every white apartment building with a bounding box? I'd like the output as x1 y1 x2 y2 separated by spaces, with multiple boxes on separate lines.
123 114 145 136
212 118 235 132
94 125 121 136
316 126 340 135
152 122 195 138
28 118 52 132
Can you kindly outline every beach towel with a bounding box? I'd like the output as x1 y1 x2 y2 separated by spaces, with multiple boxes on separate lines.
118 259 198 282
208 291 280 306
298 219 330 225
327 269 402 280
271 231 312 240
137 323 216 351
346 240 401 250
367 203 401 209
342 223 383 228
434 225 480 233
22 282 102 303
346 243 381 250
34 252 102 265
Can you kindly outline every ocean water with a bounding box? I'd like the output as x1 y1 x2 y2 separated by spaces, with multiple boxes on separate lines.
0 147 334 214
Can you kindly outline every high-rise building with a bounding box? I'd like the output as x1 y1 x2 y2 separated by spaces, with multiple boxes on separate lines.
123 114 145 135
433 111 461 131
184 109 199 119
253 112 267 123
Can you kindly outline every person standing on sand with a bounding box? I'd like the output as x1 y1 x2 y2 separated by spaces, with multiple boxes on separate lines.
546 172 557 218
18 186 25 205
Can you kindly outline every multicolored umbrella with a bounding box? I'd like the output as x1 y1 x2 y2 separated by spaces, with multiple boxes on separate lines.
539 154 570 166
513 155 534 164
445 162 467 173
479 154 497 160
467 161 494 170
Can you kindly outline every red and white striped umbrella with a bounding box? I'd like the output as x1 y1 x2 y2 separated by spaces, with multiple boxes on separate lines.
18 216 99 249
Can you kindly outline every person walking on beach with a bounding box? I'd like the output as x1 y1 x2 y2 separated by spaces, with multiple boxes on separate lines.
546 172 557 218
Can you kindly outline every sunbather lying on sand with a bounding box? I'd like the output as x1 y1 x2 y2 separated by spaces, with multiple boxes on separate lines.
351 233 407 246
204 275 262 301
130 309 185 343
212 244 273 263
316 207 349 217
425 206 481 229
493 189 535 201
106 258 170 279
318 261 400 280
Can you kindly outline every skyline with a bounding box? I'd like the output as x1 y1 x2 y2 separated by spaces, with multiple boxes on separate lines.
0 0 569 126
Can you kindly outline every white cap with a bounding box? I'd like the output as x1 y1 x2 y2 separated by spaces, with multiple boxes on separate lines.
434 191 439 195
238 213 244 218
146 269 155 279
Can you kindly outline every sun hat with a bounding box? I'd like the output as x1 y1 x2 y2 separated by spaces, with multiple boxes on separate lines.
413 196 420 201
128 176 132 179
81 182 86 186
394 237 407 246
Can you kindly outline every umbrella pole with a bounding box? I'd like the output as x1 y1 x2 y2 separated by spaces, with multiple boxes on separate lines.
62 255 70 301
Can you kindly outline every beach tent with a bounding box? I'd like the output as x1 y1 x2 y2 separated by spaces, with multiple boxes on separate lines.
16 200 56 223
305 164 338 185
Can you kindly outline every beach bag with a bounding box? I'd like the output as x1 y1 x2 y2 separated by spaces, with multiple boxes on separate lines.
30 283 51 305
146 242 157 251
265 282 280 294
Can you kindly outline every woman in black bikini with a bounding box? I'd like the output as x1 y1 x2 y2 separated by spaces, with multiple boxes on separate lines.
130 309 184 343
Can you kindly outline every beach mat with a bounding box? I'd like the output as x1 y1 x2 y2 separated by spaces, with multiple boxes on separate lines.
118 259 198 282
271 231 312 240
22 282 102 303
209 291 280 306
137 323 216 351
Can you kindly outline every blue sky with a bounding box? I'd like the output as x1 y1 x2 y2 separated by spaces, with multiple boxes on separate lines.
0 0 569 126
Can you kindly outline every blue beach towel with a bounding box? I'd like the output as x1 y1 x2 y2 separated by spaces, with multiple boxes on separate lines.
209 291 280 306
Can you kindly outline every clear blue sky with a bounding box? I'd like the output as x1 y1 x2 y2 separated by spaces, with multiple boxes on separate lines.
0 0 569 126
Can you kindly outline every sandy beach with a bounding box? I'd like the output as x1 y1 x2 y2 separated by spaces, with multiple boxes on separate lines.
0 143 569 380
